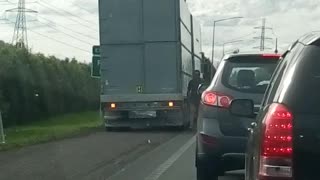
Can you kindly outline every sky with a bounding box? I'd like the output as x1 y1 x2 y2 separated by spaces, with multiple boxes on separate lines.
0 0 320 65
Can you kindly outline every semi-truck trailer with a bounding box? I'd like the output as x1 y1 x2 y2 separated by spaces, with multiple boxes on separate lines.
98 0 203 129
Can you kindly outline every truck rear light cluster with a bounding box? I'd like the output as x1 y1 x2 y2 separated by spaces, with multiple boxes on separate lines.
106 101 179 110
201 91 233 108
259 103 293 180
168 101 174 107
110 103 116 109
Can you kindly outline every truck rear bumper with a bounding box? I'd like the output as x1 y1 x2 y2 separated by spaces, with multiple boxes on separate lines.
102 97 188 129
104 117 184 129
101 94 184 102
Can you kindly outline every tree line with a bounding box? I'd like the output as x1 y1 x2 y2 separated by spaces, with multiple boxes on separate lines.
0 41 100 127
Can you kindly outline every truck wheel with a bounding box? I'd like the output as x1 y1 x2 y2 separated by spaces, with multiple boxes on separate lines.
183 102 191 129
175 110 187 131
176 104 190 131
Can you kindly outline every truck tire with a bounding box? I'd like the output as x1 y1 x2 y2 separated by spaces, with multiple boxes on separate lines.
173 101 190 131
183 102 191 129
173 110 187 131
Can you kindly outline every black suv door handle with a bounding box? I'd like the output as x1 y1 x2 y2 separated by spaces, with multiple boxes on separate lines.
251 122 257 128
247 122 257 133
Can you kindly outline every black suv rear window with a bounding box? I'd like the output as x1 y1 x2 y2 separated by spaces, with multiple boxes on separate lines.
222 56 278 93
284 46 320 113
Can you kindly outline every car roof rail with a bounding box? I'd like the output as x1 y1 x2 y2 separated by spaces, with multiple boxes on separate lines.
298 31 320 45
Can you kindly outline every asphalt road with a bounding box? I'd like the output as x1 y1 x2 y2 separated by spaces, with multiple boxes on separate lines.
0 130 243 180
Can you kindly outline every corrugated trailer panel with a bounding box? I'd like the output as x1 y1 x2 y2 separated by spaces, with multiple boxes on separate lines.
143 0 178 42
192 17 202 57
181 47 193 96
99 0 143 44
192 17 202 72
100 45 144 95
180 25 192 50
141 0 180 94
99 0 203 128
194 56 202 72
99 0 199 98
179 0 193 97
181 48 193 75
144 42 179 94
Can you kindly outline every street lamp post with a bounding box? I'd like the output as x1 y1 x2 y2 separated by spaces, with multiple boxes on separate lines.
211 16 243 75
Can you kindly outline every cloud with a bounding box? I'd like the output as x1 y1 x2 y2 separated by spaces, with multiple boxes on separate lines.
0 0 99 61
187 0 320 61
72 0 98 14
1 0 320 63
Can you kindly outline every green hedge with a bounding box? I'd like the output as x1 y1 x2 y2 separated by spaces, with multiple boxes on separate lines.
0 41 100 127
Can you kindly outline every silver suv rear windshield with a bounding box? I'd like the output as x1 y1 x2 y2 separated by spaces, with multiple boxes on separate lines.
222 56 279 94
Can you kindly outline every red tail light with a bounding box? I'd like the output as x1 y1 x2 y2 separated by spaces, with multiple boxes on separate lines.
259 103 293 180
199 133 217 147
262 54 281 59
201 91 233 108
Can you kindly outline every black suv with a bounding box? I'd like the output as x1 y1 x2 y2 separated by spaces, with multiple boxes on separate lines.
230 32 320 180
196 53 280 180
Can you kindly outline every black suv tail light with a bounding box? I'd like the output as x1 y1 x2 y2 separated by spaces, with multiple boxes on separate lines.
259 103 293 180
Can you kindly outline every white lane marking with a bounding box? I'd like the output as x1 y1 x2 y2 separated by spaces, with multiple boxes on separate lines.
144 135 196 180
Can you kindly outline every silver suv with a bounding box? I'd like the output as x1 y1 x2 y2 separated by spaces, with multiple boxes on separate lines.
196 53 280 180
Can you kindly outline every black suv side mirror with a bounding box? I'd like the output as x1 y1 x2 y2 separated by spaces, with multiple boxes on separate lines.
197 83 209 95
230 99 255 118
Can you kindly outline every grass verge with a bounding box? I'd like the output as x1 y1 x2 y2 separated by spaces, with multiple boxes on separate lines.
0 111 101 151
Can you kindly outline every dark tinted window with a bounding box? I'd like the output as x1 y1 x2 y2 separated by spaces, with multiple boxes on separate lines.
222 56 278 94
261 57 285 107
262 43 304 107
282 46 320 113
265 62 286 105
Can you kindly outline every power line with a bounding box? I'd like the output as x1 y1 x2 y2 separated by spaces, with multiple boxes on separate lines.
0 0 38 6
31 20 94 45
37 16 98 41
37 1 98 32
37 2 97 32
40 0 97 26
0 12 7 20
34 18 97 43
271 28 277 37
0 21 14 24
216 32 256 46
224 32 257 43
73 3 96 14
0 0 13 4
5 18 91 53
28 28 91 53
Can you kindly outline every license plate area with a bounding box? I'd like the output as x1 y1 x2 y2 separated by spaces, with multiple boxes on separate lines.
129 111 157 119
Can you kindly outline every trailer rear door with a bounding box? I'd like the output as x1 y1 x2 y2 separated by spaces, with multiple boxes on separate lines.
101 45 144 95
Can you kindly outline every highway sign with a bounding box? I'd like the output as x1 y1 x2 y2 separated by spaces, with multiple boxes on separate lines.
91 56 101 78
93 45 100 55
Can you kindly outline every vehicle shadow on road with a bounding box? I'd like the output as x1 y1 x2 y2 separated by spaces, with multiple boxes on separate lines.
107 127 195 134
